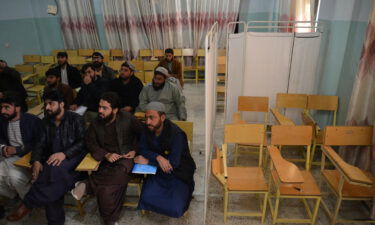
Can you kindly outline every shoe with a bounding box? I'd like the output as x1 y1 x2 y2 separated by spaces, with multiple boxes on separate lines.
0 206 4 219
71 181 86 201
6 203 31 221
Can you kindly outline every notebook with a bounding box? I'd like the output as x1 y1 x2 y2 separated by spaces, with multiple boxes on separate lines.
132 163 157 175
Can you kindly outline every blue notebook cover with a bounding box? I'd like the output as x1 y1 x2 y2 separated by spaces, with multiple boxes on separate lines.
132 163 157 174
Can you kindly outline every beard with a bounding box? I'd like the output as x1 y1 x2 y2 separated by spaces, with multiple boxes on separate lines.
120 76 130 81
1 111 17 121
98 112 115 124
47 82 57 88
147 121 162 132
93 61 103 69
45 107 62 119
152 81 165 91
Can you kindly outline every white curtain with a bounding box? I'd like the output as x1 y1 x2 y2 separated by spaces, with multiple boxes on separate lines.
225 30 322 124
103 0 150 59
102 0 240 58
58 0 101 49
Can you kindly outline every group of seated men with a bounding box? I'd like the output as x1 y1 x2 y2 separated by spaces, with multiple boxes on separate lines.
0 48 195 225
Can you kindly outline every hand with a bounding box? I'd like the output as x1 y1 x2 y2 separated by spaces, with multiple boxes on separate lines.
120 106 132 112
105 153 121 163
83 74 92 85
70 104 78 111
156 155 173 173
31 161 43 182
123 151 136 159
134 155 149 164
3 146 16 157
46 152 66 166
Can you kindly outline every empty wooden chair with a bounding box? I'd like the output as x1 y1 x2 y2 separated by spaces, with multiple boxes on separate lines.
233 96 269 166
320 126 375 225
139 49 152 61
301 95 339 167
40 56 55 64
182 48 196 82
23 55 41 64
78 49 94 57
195 49 205 82
271 125 314 170
212 123 268 222
110 49 124 60
267 145 321 225
15 64 34 74
273 93 308 125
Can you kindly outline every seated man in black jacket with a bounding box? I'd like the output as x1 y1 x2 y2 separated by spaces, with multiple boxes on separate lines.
70 63 108 124
54 52 81 89
0 92 42 219
110 62 143 114
7 90 86 225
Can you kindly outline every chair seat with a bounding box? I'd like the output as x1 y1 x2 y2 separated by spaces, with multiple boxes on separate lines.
272 170 320 196
237 134 267 146
322 169 375 198
227 167 267 191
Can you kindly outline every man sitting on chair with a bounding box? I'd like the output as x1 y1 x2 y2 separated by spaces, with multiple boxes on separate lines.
7 90 86 224
0 92 42 219
72 92 141 225
135 102 196 218
44 68 74 109
157 48 183 87
137 67 187 121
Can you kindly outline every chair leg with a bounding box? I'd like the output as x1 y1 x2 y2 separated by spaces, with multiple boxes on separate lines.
76 199 85 216
234 144 239 166
330 196 342 225
311 197 321 225
224 190 228 223
272 192 281 225
261 192 268 224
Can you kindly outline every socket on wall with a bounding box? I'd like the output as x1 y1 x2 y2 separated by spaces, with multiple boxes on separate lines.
47 5 57 15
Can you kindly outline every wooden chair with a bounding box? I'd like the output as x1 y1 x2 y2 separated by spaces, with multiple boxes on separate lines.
108 61 124 73
195 49 205 83
217 56 226 83
153 49 164 60
301 95 339 167
143 61 159 71
172 120 193 152
15 64 34 74
51 49 65 56
139 49 152 61
40 56 55 64
320 126 375 225
27 103 44 116
233 96 269 166
182 48 196 83
267 145 321 225
110 49 124 60
14 152 86 216
78 49 94 57
273 93 308 125
271 125 314 170
69 56 86 65
271 108 295 125
213 123 268 222
66 50 78 57
130 60 145 83
23 55 41 64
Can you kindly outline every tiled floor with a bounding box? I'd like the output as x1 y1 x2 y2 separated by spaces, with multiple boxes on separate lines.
1 82 370 225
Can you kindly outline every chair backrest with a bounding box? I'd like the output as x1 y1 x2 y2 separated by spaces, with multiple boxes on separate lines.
225 124 265 166
217 49 226 56
271 125 313 146
276 93 307 109
78 49 94 57
95 49 110 56
41 56 55 64
225 123 265 145
69 56 86 65
173 49 182 57
66 50 78 57
238 96 269 112
144 61 159 71
134 72 145 83
139 49 152 57
110 49 124 57
153 49 164 58
197 49 205 57
268 146 304 184
23 55 41 64
108 61 124 71
52 49 65 56
130 60 144 71
173 121 193 143
323 126 373 146
15 64 34 73
307 95 338 125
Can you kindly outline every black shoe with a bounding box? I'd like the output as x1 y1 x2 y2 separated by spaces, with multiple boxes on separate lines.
0 206 5 219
